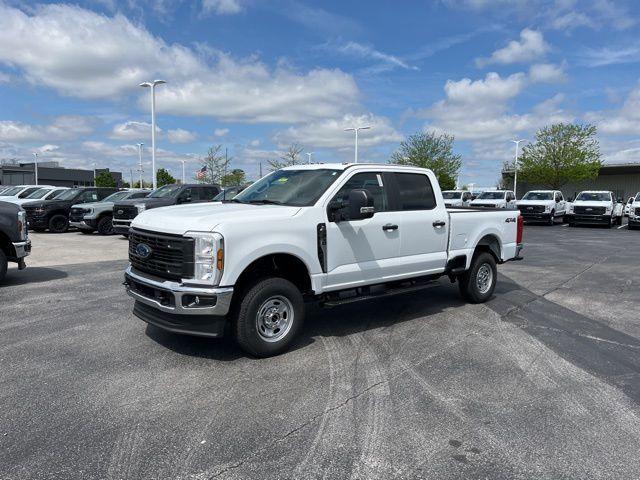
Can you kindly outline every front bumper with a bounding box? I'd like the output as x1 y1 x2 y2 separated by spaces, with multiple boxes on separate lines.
124 265 233 326
521 212 552 221
25 213 48 229
69 220 94 230
566 213 611 224
12 239 31 260
629 217 640 226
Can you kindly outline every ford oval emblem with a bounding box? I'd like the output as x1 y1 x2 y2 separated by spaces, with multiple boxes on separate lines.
117 209 123 215
135 243 152 259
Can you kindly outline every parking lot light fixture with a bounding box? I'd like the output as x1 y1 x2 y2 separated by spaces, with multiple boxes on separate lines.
33 152 38 185
140 80 166 190
306 152 314 164
344 126 371 164
136 143 144 187
511 139 526 198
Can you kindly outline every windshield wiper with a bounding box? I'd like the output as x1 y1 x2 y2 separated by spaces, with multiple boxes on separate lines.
247 199 284 205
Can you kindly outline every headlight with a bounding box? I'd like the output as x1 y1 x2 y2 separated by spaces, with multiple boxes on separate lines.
568 205 574 213
184 231 224 285
17 211 27 239
135 203 146 213
83 208 94 215
545 205 552 212
605 206 612 214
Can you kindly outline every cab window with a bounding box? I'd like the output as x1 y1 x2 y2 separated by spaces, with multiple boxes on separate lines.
393 173 436 211
331 172 389 212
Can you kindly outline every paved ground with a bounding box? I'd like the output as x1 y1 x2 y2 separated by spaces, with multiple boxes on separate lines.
1 225 639 479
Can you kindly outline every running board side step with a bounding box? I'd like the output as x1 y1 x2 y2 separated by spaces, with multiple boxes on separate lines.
320 280 438 308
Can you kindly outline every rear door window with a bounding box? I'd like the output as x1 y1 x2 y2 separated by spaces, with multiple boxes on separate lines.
392 173 436 211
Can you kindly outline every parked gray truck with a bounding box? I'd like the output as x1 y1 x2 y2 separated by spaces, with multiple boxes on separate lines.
0 201 30 283
70 189 150 235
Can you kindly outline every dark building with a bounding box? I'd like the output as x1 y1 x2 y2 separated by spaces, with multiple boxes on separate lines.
0 161 123 188
502 162 640 201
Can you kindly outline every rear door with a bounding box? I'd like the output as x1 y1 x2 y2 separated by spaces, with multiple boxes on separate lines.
388 172 448 276
324 171 402 291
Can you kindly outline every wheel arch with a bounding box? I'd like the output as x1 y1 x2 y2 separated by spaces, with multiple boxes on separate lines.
473 234 502 263
231 252 313 296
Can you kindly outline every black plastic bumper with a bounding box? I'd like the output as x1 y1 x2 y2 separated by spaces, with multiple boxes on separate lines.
521 213 552 221
132 301 227 338
566 214 611 225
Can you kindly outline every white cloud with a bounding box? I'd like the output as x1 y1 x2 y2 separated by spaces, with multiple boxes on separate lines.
476 29 549 67
167 128 197 143
528 63 567 83
110 121 154 140
202 0 242 15
273 113 402 149
249 139 260 147
214 128 229 137
0 116 95 142
0 72 9 83
0 3 360 124
332 41 418 72
579 45 640 68
587 83 640 136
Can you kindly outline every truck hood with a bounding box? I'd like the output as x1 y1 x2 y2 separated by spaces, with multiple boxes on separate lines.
572 201 611 208
71 201 114 210
115 197 176 209
517 199 555 206
470 199 505 206
132 202 302 235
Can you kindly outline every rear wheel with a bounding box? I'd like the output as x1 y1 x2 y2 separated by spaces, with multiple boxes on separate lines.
233 277 305 357
0 249 7 283
458 252 497 303
97 215 114 235
48 214 69 233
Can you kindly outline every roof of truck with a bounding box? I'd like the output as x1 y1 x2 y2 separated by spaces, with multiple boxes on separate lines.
281 163 431 171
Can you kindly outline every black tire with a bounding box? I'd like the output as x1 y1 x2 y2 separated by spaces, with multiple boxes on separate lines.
79 230 94 235
0 249 7 283
629 224 637 230
48 214 69 233
31 227 45 232
616 215 623 226
458 252 497 304
97 215 114 235
233 277 305 357
548 211 555 226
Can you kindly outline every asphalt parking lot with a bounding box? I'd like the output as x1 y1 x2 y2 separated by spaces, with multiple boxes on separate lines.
1 224 639 479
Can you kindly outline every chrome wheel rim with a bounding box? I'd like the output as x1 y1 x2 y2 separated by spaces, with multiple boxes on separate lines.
476 264 493 295
256 295 294 342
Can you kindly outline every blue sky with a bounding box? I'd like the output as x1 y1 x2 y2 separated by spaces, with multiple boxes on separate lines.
0 0 639 186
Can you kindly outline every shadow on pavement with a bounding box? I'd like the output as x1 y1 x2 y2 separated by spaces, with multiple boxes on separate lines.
2 266 68 286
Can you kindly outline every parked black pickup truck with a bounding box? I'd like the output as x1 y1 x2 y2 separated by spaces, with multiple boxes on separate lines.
0 201 31 282
112 183 219 235
22 187 118 233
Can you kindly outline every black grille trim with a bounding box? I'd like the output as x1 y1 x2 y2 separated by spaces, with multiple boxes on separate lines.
520 205 545 214
574 206 606 215
114 205 139 220
129 229 194 281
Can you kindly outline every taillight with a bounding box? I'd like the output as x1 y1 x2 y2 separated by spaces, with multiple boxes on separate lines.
517 215 524 244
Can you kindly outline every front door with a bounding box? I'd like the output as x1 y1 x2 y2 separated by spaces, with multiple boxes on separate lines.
324 172 401 291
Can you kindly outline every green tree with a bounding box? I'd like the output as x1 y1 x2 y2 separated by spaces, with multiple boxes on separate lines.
269 143 304 171
222 169 246 186
156 168 176 187
390 132 461 190
94 171 116 188
198 145 230 184
517 123 602 189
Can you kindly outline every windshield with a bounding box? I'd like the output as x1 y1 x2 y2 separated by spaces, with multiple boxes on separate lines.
55 189 82 201
0 186 23 196
576 192 611 202
214 187 241 201
635 193 640 202
24 188 53 199
478 191 505 200
522 192 553 201
103 191 134 202
234 169 342 206
147 185 181 198
442 191 462 200
48 189 67 199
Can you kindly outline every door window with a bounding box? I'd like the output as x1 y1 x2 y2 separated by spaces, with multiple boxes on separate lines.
78 190 99 202
393 173 436 210
331 172 389 212
201 187 218 199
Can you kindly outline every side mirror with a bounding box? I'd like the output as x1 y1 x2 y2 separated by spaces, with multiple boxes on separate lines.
179 195 192 204
347 189 375 220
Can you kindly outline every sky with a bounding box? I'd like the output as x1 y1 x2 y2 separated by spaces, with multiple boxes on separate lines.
0 0 639 186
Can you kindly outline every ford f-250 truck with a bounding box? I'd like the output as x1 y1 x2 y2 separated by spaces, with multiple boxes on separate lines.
0 201 30 283
517 190 567 225
628 192 640 230
566 190 624 227
124 164 524 357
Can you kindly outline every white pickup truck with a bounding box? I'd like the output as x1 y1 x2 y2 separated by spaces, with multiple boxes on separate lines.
124 164 524 357
470 190 517 209
566 190 624 227
517 190 567 225
628 192 640 230
442 190 473 208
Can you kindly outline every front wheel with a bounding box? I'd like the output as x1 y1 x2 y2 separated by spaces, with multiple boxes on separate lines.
97 215 114 235
616 215 623 226
48 214 69 233
233 277 305 357
548 211 555 226
0 249 7 283
458 252 497 303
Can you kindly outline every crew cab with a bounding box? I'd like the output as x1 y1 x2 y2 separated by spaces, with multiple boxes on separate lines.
470 190 517 209
123 164 524 357
517 190 567 225
70 189 150 235
112 183 220 236
0 185 55 201
628 192 640 230
442 190 472 208
21 187 118 233
566 191 624 227
0 201 30 283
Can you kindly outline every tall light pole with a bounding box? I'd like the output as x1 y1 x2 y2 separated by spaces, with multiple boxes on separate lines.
139 79 166 189
344 125 371 163
306 152 314 164
180 159 186 184
511 139 526 198
33 152 38 185
136 143 144 187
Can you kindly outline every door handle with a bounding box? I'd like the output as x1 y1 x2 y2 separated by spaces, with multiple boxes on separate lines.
432 220 446 228
382 224 398 231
